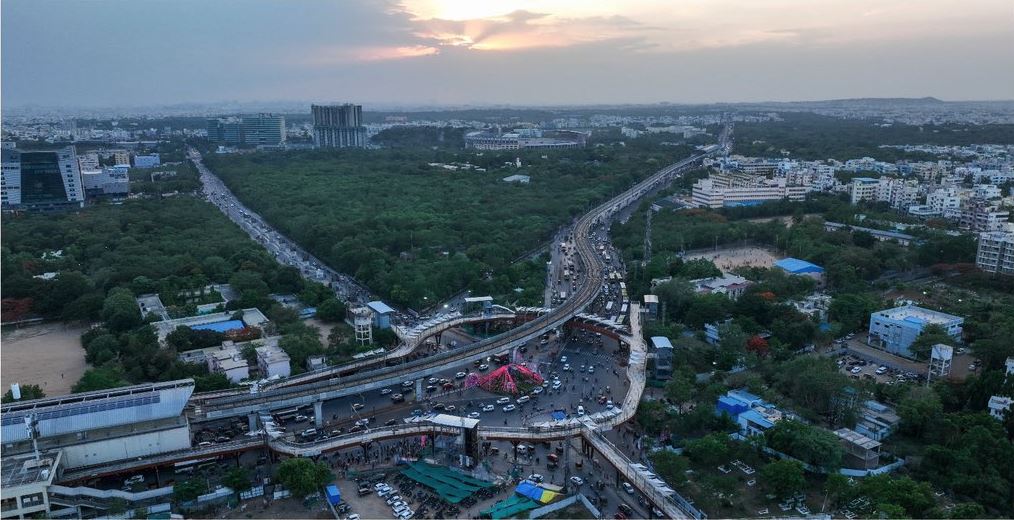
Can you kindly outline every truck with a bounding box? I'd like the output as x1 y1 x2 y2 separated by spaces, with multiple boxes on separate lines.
325 484 341 506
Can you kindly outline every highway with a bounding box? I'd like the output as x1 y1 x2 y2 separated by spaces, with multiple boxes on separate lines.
189 151 709 421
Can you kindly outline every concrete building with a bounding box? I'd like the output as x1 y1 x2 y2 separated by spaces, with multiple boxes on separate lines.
152 308 269 345
689 274 752 299
1 147 84 211
312 104 366 148
651 336 673 379
854 400 901 441
132 153 160 168
987 396 1012 421
256 341 291 379
927 188 963 218
242 113 286 147
867 304 963 358
835 428 882 470
1 451 62 519
976 230 1014 275
960 201 1010 232
849 177 880 204
502 174 531 184
691 172 810 208
80 165 129 197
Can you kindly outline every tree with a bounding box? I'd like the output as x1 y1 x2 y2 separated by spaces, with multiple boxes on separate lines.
761 460 805 498
278 333 325 374
897 386 944 439
275 458 332 497
823 472 853 509
223 466 252 493
765 420 844 471
684 434 731 466
316 298 347 323
829 293 880 333
909 323 956 360
663 370 696 413
2 384 45 403
649 451 690 487
173 479 208 504
73 366 129 393
101 288 142 332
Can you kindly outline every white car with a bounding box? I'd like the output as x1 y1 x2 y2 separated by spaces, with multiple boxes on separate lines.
381 388 393 395
563 364 571 371
622 482 635 494
482 404 495 412
560 356 568 363
497 397 511 405
478 364 489 371
528 474 544 483
587 366 595 374
875 366 888 375
402 380 414 388
531 386 544 395
552 381 562 389
468 411 481 419
850 366 862 374
570 476 584 486
503 404 517 412
455 371 467 379
517 396 530 404
428 377 439 384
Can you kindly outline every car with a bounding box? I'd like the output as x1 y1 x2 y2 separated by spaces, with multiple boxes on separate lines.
402 380 414 388
531 386 544 395
391 393 404 402
445 405 456 412
528 474 545 483
442 382 455 390
517 396 531 404
542 381 550 388
587 366 595 374
124 475 144 486
386 419 399 426
428 377 439 384
355 418 369 427
426 385 438 393
560 356 568 363
433 403 446 411
198 441 213 447
479 364 490 371
850 366 862 374
606 401 614 410
482 404 495 412
875 366 888 375
294 414 308 422
622 482 635 495
563 364 571 371
455 371 467 379
570 476 584 485
300 428 317 438
352 403 365 411
411 409 423 416
577 405 585 416
497 397 511 405
552 381 562 389
468 411 481 419
381 388 393 395
439 378 450 385
503 404 517 412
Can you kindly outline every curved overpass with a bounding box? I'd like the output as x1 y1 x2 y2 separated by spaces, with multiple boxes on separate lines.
190 153 706 421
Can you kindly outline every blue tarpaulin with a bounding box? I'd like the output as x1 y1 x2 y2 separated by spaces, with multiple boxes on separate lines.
551 410 566 421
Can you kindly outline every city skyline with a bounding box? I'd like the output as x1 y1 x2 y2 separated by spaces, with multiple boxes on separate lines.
3 0 1013 108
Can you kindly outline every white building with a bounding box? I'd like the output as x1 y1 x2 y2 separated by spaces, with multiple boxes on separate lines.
691 172 810 209
927 188 964 219
976 230 1014 275
689 274 752 299
80 165 129 196
1 146 84 210
133 153 160 168
988 396 1012 421
256 341 291 379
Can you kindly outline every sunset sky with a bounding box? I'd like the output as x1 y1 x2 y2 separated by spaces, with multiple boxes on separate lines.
3 0 1012 107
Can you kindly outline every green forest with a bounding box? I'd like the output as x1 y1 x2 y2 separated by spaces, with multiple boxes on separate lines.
733 113 1014 161
205 146 689 309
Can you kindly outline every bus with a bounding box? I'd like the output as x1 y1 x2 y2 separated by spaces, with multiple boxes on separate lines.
618 282 626 291
620 304 628 315
563 269 570 280
605 301 614 312
273 407 300 423
493 352 511 365
174 457 217 475
615 315 626 325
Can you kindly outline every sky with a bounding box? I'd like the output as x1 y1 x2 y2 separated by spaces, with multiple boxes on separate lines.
2 0 1013 108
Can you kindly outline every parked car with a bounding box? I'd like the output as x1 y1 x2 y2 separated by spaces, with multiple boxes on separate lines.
503 404 517 412
381 388 393 395
468 411 481 419
497 397 511 405
482 404 495 412
570 476 584 485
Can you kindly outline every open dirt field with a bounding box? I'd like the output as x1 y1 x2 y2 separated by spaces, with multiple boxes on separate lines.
1 322 90 397
684 245 781 271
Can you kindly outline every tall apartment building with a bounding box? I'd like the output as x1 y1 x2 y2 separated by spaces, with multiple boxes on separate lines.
926 188 963 218
849 176 919 209
976 230 1014 275
312 104 366 148
692 172 810 208
960 201 1010 232
1 146 85 211
241 113 286 147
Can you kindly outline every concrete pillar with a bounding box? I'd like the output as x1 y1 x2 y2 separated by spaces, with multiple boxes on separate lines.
313 401 323 428
248 413 258 432
416 380 423 401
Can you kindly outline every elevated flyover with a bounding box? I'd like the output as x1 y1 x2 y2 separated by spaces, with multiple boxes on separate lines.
188 153 707 422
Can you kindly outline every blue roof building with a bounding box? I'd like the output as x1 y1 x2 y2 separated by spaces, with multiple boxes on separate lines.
868 304 963 358
774 257 824 275
715 389 787 436
366 300 395 329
